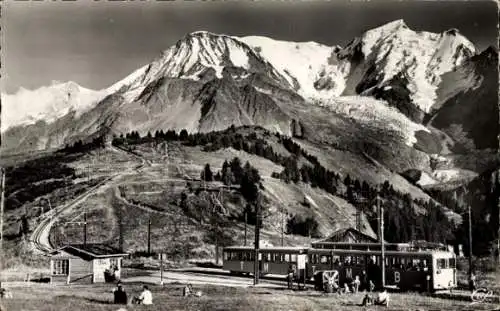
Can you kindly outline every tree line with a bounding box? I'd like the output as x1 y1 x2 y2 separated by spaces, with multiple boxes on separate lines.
111 126 488 253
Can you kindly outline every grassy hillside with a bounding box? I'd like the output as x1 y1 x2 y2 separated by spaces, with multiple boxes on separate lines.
2 125 491 269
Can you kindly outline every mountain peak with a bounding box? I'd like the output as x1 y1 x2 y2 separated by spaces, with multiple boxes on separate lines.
368 19 410 35
186 30 228 39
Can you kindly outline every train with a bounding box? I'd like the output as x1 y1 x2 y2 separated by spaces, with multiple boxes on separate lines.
222 242 457 292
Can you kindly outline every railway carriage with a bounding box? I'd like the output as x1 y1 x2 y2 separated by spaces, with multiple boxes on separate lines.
223 244 456 292
223 246 308 278
307 248 456 292
311 241 448 252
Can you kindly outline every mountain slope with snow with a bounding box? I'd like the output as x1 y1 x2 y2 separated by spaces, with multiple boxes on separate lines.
1 21 496 193
1 81 105 132
340 20 476 118
239 35 349 100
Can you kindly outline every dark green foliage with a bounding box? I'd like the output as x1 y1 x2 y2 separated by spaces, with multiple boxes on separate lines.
113 125 458 246
286 214 321 238
179 129 189 141
65 136 105 153
429 170 500 256
5 153 77 211
230 157 244 184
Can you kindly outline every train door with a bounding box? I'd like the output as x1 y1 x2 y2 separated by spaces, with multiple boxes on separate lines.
261 252 270 274
296 254 307 282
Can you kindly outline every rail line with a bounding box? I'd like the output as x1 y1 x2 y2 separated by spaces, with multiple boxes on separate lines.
30 146 149 254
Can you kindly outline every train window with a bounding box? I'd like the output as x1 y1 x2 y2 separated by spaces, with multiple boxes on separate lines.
448 258 456 268
320 255 329 264
224 252 229 261
344 256 352 265
437 259 447 269
291 254 297 262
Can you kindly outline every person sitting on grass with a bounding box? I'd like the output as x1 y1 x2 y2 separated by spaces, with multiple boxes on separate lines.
132 285 153 305
360 293 373 306
183 284 193 297
374 289 390 307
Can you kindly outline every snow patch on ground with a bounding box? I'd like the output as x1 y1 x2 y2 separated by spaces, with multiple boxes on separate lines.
416 171 438 186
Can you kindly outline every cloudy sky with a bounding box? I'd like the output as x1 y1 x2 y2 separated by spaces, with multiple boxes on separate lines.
2 0 498 94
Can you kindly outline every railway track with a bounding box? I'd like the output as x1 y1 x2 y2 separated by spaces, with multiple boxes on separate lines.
30 175 118 254
30 146 149 254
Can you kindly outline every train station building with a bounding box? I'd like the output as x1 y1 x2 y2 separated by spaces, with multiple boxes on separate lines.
50 244 128 285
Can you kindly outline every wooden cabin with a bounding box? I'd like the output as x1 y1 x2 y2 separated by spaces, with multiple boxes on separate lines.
50 244 128 285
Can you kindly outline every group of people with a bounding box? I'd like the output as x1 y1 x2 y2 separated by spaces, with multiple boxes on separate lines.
112 283 153 305
183 284 202 297
361 290 390 307
112 282 202 305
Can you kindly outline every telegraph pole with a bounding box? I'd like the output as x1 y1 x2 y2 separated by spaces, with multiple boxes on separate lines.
0 168 5 284
160 252 164 285
147 217 151 256
281 206 285 247
83 211 87 246
377 185 385 289
118 206 124 252
0 169 5 244
253 200 261 285
244 210 248 246
468 204 473 283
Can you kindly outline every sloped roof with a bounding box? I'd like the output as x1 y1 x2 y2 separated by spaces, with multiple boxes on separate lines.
317 227 379 243
51 244 128 260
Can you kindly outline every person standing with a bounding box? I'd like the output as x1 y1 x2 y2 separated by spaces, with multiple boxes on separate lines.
469 272 477 293
287 265 294 289
113 283 128 304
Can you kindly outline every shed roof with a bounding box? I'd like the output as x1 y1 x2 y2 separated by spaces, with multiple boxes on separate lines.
51 244 128 260
315 227 379 243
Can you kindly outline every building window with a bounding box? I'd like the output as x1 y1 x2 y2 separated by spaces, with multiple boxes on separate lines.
53 259 69 275
110 258 119 269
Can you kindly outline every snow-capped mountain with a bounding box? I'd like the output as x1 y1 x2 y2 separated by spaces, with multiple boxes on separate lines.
1 20 496 189
339 19 476 120
107 31 292 106
1 81 106 131
239 35 349 101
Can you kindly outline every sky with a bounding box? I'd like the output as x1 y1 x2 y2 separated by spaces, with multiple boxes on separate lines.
2 0 498 94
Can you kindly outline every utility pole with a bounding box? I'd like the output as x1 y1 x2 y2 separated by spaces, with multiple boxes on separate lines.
147 217 151 256
1 169 5 244
377 185 385 289
281 206 285 247
160 252 164 285
0 168 5 284
468 204 473 283
253 200 261 285
83 211 87 246
244 209 248 246
356 210 362 232
118 206 124 252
